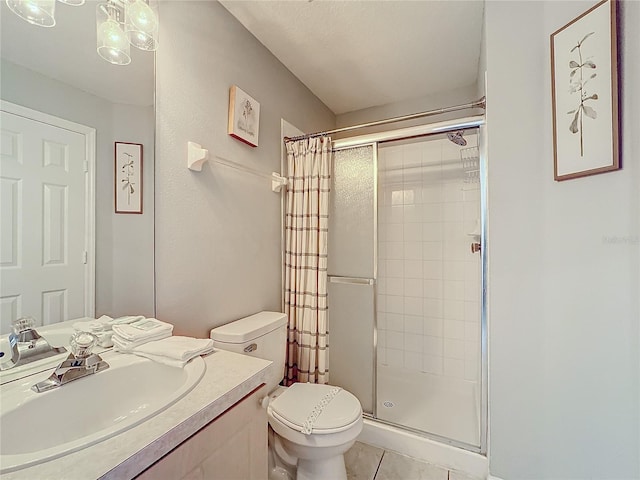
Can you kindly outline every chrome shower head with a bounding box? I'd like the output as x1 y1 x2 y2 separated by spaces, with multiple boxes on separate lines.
447 130 467 146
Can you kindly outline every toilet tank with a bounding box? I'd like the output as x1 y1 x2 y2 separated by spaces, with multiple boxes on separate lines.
210 311 287 393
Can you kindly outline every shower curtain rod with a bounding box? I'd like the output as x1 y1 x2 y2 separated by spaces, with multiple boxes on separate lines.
283 96 486 143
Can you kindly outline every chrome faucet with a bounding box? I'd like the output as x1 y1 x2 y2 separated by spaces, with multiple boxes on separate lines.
32 332 109 393
0 317 67 371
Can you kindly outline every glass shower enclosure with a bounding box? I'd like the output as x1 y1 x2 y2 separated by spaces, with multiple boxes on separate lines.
327 119 486 452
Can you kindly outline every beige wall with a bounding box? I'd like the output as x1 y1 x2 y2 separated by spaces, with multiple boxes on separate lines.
154 1 335 337
486 1 640 478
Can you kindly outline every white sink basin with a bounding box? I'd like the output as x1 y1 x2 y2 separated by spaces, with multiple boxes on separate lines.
0 351 206 473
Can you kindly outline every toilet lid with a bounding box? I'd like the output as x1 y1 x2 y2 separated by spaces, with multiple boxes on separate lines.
268 383 362 434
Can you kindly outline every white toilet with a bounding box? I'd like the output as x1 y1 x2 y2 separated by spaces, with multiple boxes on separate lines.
210 311 363 480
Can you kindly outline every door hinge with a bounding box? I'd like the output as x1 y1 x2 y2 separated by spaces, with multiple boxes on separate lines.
83 251 88 264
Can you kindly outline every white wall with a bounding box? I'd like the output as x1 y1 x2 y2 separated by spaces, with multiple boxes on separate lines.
0 60 156 318
335 84 480 137
485 1 640 478
111 104 155 317
476 5 487 100
154 1 335 337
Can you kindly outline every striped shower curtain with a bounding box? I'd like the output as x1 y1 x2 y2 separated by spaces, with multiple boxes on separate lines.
284 136 332 385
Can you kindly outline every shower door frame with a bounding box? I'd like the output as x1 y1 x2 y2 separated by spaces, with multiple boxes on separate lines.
332 115 488 455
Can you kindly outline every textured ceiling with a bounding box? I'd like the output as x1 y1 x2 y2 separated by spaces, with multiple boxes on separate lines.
220 0 485 115
0 1 154 106
1 1 484 113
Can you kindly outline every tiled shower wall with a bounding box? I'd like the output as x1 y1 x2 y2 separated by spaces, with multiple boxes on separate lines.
377 133 481 382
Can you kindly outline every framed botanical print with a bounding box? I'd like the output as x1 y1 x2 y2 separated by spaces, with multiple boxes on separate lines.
115 142 143 214
550 0 619 181
228 85 260 147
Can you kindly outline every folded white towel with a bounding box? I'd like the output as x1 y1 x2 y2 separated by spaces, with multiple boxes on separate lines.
95 332 114 348
73 320 109 333
112 329 172 351
73 319 113 347
73 315 144 348
136 336 214 361
127 351 198 368
73 315 141 333
126 336 214 368
110 315 145 325
112 335 130 352
112 318 173 342
127 351 190 368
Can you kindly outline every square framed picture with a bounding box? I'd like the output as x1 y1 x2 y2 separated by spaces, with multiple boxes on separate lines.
115 142 143 214
550 0 619 181
228 85 260 147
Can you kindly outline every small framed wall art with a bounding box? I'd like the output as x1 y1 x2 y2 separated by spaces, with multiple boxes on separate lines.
115 142 143 214
550 0 619 181
228 85 260 147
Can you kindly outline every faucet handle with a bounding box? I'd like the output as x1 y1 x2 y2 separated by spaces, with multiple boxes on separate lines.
70 332 98 358
13 316 37 334
12 317 42 343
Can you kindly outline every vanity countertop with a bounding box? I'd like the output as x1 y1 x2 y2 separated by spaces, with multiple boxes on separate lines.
2 349 271 480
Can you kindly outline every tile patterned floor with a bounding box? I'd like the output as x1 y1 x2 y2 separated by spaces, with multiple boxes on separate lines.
345 442 481 480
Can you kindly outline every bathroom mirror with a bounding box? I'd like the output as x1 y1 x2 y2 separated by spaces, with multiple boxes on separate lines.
0 1 155 334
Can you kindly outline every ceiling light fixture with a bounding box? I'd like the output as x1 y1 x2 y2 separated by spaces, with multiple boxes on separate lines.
5 0 158 66
96 1 131 65
125 0 158 51
97 0 159 65
5 0 57 27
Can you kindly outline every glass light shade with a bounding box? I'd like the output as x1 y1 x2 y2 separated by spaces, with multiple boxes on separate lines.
5 0 56 27
125 0 159 51
96 3 131 66
58 0 85 5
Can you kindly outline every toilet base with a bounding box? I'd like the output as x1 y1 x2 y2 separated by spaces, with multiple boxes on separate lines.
297 454 347 480
268 427 295 480
268 425 353 480
269 466 293 480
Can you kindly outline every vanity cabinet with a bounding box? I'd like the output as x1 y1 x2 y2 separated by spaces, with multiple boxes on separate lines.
136 386 267 480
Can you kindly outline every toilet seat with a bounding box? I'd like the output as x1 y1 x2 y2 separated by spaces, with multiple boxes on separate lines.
268 383 362 435
269 409 362 435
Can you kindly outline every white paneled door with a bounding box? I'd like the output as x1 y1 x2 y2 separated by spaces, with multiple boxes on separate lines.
0 108 92 334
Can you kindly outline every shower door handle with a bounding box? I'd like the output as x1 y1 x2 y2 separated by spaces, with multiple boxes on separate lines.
328 276 375 286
